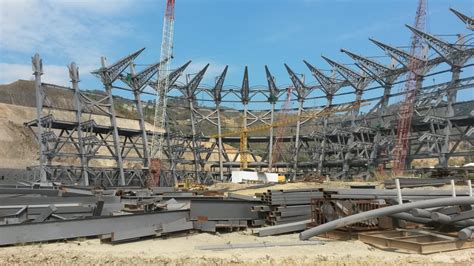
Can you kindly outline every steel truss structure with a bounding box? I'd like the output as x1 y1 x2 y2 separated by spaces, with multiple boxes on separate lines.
27 8 474 186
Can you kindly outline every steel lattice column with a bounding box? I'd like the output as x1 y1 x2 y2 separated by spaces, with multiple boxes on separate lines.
102 58 126 185
69 62 89 185
32 54 48 184
304 60 343 177
212 66 228 180
285 64 309 180
184 65 209 182
265 65 279 172
407 27 473 167
91 48 145 185
341 49 400 172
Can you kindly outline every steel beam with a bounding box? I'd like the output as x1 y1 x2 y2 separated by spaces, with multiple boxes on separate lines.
0 210 188 246
190 199 259 221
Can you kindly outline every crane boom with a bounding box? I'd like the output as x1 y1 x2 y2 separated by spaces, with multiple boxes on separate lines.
149 0 176 186
271 87 293 168
392 0 427 175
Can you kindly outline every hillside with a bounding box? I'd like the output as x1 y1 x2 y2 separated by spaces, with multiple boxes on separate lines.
0 80 245 176
0 80 243 136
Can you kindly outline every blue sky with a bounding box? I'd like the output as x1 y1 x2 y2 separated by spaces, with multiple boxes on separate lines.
0 0 473 108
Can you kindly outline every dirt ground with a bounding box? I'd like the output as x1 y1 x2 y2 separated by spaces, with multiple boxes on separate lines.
211 181 383 196
1 180 473 265
1 230 473 265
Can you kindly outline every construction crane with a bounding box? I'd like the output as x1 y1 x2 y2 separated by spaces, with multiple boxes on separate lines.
149 0 176 186
212 101 363 170
270 87 293 169
392 0 427 175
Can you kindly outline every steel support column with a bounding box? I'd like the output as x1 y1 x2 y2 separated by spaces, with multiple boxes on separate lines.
265 65 279 172
69 62 89 185
293 100 304 181
102 61 126 185
32 54 48 184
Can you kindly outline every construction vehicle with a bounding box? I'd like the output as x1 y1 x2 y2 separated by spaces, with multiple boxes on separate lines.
212 101 364 170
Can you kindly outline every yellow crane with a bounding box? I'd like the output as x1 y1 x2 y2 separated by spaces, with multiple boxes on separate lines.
212 101 364 169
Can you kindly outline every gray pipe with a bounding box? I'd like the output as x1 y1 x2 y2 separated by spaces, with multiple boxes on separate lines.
326 188 472 196
409 206 460 218
458 226 474 240
299 197 474 240
410 208 432 218
431 209 474 223
395 212 474 227
390 212 432 224
431 212 452 223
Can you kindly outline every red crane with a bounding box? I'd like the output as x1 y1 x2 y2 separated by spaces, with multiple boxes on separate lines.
271 87 293 167
392 0 427 175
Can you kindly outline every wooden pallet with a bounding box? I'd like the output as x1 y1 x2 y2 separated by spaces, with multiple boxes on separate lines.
358 229 474 254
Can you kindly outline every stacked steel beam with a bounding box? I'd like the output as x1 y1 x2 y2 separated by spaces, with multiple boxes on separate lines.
190 198 261 231
261 188 324 205
254 188 324 226
0 185 201 245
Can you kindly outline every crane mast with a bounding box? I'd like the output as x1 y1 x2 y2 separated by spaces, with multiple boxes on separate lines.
392 0 427 175
271 87 293 168
150 0 175 186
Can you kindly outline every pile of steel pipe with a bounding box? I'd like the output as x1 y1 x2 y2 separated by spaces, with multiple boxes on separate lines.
324 188 471 201
299 197 474 240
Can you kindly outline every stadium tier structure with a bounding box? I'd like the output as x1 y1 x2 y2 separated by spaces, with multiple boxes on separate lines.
26 8 474 187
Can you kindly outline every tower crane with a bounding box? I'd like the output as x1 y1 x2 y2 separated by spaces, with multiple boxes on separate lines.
149 0 176 186
212 101 364 170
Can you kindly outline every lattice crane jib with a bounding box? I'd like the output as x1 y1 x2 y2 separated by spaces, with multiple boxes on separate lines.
212 102 363 170
150 0 176 187
392 0 427 175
